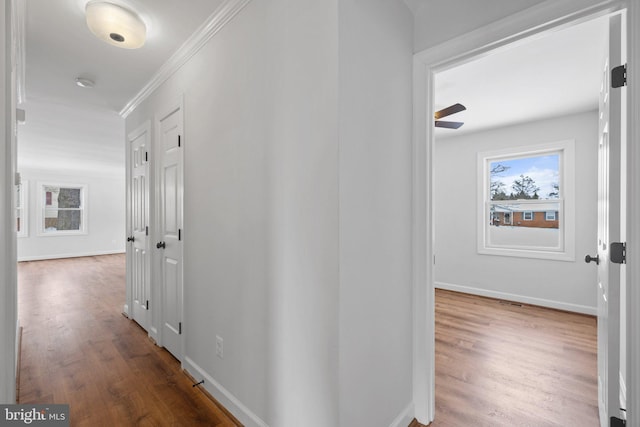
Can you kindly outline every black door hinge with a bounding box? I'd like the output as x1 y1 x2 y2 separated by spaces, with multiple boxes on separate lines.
146 300 149 310
611 416 626 427
178 322 182 335
178 135 181 147
612 64 627 88
179 229 181 241
145 151 148 162
611 242 626 264
146 226 149 236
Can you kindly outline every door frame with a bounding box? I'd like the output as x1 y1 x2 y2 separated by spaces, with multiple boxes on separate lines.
411 0 640 424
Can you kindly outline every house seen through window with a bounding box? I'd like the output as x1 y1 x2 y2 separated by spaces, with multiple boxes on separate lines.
478 140 575 261
39 184 87 235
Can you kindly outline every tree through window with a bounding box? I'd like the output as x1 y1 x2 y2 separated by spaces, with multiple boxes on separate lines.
478 140 575 261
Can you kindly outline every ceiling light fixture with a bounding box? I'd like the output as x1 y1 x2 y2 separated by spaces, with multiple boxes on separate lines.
75 77 95 88
85 1 146 49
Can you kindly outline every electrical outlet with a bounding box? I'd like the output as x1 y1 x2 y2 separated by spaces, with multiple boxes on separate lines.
216 335 223 359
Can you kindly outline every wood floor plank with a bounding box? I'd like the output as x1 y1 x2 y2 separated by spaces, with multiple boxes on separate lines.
17 255 239 427
432 289 599 427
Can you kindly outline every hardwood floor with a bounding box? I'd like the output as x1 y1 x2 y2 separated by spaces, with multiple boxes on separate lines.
17 256 599 426
432 289 599 427
17 255 238 427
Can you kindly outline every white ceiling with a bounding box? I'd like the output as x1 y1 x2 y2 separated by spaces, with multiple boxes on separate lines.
25 0 226 112
23 2 609 138
434 15 609 138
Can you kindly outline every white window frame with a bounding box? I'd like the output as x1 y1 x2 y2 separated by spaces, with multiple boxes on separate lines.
37 182 88 236
522 211 534 221
16 180 28 238
477 140 575 261
546 211 557 221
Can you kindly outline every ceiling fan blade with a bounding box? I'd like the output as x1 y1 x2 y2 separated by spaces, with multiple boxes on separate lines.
435 120 464 129
434 103 466 119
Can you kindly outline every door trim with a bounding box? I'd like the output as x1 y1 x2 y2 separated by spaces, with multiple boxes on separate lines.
411 0 638 424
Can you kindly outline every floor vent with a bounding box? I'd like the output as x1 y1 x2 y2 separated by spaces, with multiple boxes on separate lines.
499 300 523 307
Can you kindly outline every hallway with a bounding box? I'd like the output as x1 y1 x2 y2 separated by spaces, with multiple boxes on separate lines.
17 255 237 426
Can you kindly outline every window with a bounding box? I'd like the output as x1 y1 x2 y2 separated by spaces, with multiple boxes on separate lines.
477 140 575 261
15 181 28 237
38 183 87 235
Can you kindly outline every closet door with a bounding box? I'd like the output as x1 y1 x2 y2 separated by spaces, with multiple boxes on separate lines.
156 105 184 361
127 123 150 331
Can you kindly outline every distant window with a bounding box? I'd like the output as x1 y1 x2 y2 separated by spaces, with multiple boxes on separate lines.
15 181 28 237
478 140 575 261
38 183 87 235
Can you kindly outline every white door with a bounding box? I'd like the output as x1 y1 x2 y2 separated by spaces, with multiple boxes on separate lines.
157 106 184 361
128 125 151 331
591 13 624 427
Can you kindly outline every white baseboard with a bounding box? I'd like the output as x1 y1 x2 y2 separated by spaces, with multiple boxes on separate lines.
435 281 597 315
183 356 268 427
18 249 125 262
620 370 627 414
389 402 414 427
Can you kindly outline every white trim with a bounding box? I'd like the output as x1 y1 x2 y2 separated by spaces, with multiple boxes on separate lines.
626 1 640 425
412 1 634 425
388 402 414 427
17 250 125 262
15 179 27 238
620 370 627 414
119 0 252 118
435 281 597 316
11 0 24 104
183 356 269 427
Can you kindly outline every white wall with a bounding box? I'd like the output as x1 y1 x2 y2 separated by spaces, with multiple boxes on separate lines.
17 170 125 260
126 1 339 425
17 100 125 261
338 0 414 426
126 0 414 426
435 111 598 313
411 0 544 52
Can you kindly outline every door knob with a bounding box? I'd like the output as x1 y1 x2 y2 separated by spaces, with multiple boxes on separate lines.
127 236 135 242
156 241 166 249
584 254 599 265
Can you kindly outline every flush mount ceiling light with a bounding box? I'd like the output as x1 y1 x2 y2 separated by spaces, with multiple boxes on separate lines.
85 1 146 49
75 77 95 88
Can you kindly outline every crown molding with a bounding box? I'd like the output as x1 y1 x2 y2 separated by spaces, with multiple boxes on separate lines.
119 0 252 118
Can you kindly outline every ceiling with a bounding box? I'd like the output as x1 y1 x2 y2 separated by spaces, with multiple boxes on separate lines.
25 0 226 113
434 15 609 138
23 1 609 135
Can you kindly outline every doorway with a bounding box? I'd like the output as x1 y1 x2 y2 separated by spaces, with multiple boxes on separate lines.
411 3 635 425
